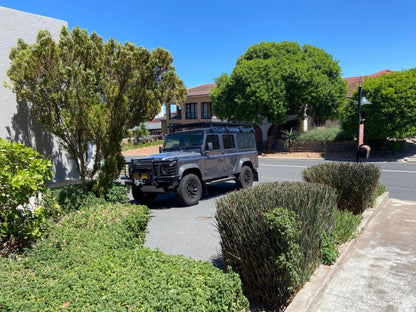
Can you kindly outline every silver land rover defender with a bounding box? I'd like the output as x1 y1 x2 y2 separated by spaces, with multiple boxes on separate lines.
128 125 259 206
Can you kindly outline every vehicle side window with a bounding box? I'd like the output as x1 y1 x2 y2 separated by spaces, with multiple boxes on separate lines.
222 134 235 149
206 135 220 150
237 132 256 149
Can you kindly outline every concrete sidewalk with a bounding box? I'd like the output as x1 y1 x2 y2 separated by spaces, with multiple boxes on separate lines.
287 194 416 312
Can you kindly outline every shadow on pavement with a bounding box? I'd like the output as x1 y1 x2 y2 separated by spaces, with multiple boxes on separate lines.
130 182 238 209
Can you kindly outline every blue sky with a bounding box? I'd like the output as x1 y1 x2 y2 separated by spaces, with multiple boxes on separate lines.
1 0 415 88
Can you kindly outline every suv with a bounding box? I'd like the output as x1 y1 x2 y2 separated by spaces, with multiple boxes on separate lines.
128 125 259 206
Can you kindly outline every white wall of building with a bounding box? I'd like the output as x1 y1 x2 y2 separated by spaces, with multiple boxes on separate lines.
0 6 78 181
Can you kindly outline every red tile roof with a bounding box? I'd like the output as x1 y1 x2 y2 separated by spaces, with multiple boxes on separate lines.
185 70 393 99
187 83 216 96
343 69 393 97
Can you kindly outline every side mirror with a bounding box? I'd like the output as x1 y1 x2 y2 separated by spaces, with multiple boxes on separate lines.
207 142 213 151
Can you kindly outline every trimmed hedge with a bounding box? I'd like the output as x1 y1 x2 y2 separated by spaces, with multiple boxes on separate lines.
215 182 338 309
302 162 381 214
0 202 249 311
296 126 349 141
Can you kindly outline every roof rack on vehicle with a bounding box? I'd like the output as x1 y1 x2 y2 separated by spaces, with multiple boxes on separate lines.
168 121 253 131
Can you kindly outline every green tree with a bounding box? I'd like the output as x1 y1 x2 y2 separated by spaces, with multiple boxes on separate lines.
341 68 416 141
210 41 347 125
133 123 150 141
6 26 186 192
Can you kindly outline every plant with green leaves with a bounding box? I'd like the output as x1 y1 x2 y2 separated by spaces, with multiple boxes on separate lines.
0 202 249 311
302 162 381 214
297 127 349 141
281 128 298 152
215 181 338 309
51 181 129 213
6 26 187 194
341 68 416 142
0 139 57 247
210 41 347 125
133 123 149 141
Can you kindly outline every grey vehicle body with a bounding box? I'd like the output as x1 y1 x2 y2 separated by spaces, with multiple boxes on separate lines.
128 126 259 206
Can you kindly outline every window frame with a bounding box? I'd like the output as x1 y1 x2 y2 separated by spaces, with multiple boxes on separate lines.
222 134 235 150
201 102 212 119
185 103 197 119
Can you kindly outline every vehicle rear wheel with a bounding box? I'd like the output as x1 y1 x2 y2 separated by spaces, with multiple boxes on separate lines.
132 185 157 204
176 173 202 206
236 165 254 189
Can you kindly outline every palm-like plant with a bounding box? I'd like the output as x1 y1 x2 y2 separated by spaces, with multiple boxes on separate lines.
282 128 298 152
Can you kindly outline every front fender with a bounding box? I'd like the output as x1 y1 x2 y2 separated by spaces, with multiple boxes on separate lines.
178 163 202 179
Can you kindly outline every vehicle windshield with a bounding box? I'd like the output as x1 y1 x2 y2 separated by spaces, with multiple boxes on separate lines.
162 131 204 151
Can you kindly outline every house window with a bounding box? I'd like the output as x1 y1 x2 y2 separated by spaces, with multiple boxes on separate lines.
186 103 197 119
169 103 181 120
201 102 212 119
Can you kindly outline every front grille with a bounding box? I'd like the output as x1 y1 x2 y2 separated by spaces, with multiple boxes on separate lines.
131 160 154 181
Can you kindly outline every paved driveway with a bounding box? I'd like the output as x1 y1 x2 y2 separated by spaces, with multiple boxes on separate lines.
141 182 237 265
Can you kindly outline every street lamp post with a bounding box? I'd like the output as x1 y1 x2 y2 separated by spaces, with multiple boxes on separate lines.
355 84 372 162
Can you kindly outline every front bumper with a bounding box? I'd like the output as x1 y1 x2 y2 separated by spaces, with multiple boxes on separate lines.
132 175 180 193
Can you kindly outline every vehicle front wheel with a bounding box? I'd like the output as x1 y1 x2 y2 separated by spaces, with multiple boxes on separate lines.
176 173 202 206
236 165 254 190
132 185 157 204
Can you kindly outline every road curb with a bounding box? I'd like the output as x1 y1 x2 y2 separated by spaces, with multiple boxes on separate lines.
285 192 390 312
404 157 416 163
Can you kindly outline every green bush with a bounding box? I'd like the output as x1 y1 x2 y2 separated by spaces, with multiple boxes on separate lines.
52 181 129 212
297 126 350 141
302 162 381 214
0 139 56 246
0 202 248 311
215 182 338 309
332 209 362 245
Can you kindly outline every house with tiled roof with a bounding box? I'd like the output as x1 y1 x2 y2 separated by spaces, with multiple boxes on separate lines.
164 83 221 132
164 69 394 146
344 69 393 97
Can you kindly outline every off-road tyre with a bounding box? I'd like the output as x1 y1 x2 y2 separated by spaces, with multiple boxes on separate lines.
176 173 202 206
132 185 157 204
236 165 254 190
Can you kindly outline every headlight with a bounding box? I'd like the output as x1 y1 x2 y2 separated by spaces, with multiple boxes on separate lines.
155 161 178 176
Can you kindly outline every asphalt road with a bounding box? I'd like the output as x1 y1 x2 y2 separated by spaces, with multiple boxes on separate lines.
139 158 416 263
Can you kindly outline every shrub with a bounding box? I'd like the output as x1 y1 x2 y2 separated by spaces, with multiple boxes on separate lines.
52 181 129 212
0 139 56 247
215 182 338 309
297 126 350 141
332 209 362 245
320 231 339 265
0 202 248 311
302 162 381 214
281 128 298 152
319 208 363 265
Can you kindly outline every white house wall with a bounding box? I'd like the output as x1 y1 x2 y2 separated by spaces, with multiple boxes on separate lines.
0 6 78 181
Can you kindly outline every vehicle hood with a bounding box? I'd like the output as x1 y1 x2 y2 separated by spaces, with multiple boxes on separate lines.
134 151 201 162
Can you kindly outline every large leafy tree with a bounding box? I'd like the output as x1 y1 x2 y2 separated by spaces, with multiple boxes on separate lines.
7 27 186 192
341 68 416 141
210 41 347 125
